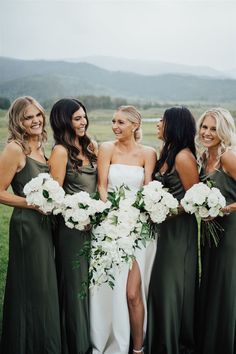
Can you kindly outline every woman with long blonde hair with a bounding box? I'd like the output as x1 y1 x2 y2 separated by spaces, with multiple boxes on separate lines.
0 96 61 354
196 107 236 354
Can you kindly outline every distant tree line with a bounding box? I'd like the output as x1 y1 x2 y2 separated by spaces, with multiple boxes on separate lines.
42 95 176 111
0 97 11 110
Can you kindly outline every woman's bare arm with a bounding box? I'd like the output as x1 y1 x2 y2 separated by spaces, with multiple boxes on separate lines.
0 142 31 208
48 145 68 186
97 142 114 201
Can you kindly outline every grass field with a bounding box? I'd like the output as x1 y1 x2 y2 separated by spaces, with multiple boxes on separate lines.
0 104 236 334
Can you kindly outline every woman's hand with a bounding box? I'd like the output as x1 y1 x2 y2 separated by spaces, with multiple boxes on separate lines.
221 205 232 216
202 216 215 222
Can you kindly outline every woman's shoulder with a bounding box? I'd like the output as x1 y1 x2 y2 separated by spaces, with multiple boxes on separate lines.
221 148 236 162
51 144 68 157
140 144 156 152
3 140 24 157
140 144 157 157
220 149 236 177
99 141 116 151
0 141 26 171
176 148 196 161
175 148 197 171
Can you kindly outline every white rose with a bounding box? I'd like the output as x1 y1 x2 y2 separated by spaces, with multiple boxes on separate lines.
161 191 178 209
149 204 169 223
119 197 136 210
65 221 74 229
208 207 220 217
43 179 59 192
198 206 210 218
77 191 92 205
181 198 196 213
24 176 43 191
72 209 90 223
207 192 220 208
117 236 135 255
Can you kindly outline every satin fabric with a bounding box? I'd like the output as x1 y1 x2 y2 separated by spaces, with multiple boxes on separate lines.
1 156 61 354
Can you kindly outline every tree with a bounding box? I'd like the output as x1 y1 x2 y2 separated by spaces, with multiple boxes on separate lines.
0 97 11 110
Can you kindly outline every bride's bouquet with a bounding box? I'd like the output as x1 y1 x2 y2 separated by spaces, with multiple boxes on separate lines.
56 191 112 231
89 185 151 289
23 173 65 213
134 180 179 224
181 182 226 246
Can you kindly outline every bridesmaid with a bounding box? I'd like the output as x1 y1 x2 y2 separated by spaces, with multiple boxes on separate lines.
49 98 97 354
146 107 199 354
0 96 61 353
195 107 236 354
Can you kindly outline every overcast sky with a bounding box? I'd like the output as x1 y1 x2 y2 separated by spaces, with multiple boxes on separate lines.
1 0 235 71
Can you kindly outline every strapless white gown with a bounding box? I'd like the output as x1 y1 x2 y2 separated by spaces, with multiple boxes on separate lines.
90 164 157 354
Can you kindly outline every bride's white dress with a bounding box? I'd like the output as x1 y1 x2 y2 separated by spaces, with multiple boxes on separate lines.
90 164 157 354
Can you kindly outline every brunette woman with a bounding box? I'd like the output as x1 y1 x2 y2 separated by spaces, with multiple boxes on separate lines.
49 98 97 354
146 106 199 354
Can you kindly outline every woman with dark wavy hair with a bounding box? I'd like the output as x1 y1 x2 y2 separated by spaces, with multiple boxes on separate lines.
146 106 199 354
49 98 97 354
0 96 61 354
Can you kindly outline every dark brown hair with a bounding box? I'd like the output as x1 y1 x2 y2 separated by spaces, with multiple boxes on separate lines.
50 98 96 170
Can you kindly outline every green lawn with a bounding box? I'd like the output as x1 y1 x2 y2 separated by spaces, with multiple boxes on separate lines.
0 204 11 334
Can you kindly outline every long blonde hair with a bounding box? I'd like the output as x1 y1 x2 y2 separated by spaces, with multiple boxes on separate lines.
7 96 47 154
196 107 236 168
116 105 142 142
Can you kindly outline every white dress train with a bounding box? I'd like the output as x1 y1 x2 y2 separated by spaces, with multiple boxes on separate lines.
90 164 157 354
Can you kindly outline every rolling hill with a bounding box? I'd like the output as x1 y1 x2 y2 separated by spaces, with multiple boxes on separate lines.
0 57 236 103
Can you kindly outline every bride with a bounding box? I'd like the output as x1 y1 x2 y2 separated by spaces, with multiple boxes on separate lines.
90 105 157 354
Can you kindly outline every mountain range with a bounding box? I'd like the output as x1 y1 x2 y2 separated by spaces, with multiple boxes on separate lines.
72 56 233 79
0 56 236 103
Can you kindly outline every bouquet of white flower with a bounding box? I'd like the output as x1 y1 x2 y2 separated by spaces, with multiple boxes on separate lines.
134 180 179 224
181 182 226 246
58 191 112 231
89 185 152 289
23 173 65 213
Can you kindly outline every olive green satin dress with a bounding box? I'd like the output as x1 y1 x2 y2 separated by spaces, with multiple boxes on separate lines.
55 161 97 354
146 169 198 354
197 168 236 354
0 156 61 354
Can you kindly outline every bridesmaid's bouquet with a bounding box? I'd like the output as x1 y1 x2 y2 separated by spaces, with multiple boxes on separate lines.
181 182 226 246
23 173 65 213
57 191 112 231
133 180 179 224
89 185 152 289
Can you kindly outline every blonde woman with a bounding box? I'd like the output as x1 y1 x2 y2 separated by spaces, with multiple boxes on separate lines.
196 108 236 354
90 106 157 354
0 97 61 353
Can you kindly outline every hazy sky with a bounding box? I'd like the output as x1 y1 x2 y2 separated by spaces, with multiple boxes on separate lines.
1 0 235 71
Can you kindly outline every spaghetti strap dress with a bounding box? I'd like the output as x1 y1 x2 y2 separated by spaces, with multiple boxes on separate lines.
54 160 97 354
0 156 61 354
197 167 236 354
146 169 198 354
